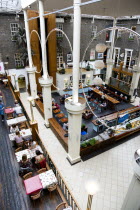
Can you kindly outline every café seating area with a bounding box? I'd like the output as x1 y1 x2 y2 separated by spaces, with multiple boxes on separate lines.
0 82 71 210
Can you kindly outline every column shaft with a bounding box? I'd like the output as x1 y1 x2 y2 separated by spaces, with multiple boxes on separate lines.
105 19 116 84
39 0 48 79
23 10 32 68
72 0 81 104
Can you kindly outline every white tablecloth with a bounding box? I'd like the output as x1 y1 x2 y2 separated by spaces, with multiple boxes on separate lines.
9 129 32 141
7 116 27 126
39 169 58 189
15 145 43 162
13 106 23 114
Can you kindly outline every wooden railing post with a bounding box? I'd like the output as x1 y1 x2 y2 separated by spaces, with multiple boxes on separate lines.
29 121 38 141
14 90 20 100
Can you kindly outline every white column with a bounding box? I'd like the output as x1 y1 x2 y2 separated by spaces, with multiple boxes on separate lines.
23 9 37 100
26 67 37 100
129 65 140 100
65 98 86 164
23 10 32 68
72 0 81 104
38 0 53 125
38 0 48 79
121 175 140 210
105 19 116 84
65 0 86 164
39 77 53 127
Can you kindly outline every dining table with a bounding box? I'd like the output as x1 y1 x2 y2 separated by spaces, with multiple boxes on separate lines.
92 88 120 104
6 116 27 126
24 175 43 195
5 108 14 114
9 129 32 141
15 145 43 162
24 169 58 195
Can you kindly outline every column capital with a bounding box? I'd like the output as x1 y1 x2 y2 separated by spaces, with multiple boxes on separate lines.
26 66 36 74
65 97 86 114
39 76 53 87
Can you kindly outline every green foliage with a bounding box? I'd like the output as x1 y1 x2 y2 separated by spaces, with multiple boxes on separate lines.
88 138 96 146
81 124 86 129
126 123 132 129
13 27 34 67
81 142 88 148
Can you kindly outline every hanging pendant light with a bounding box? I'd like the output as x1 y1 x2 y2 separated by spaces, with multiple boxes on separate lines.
95 43 107 53
94 60 105 69
93 76 103 85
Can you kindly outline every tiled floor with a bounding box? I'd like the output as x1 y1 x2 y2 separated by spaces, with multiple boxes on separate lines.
20 92 140 210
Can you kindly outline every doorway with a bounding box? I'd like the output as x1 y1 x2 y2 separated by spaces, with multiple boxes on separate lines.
18 75 26 92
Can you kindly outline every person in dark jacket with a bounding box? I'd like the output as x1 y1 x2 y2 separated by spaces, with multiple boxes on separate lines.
0 100 4 122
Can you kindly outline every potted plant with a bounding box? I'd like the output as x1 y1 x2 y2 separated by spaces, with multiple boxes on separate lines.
88 138 96 146
126 123 132 129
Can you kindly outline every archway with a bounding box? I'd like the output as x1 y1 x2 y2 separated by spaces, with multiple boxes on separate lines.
18 75 26 91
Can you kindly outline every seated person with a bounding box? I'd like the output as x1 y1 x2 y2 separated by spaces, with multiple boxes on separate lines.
35 150 46 168
14 131 24 146
63 122 68 131
14 106 23 116
10 124 19 133
101 101 107 107
52 102 60 110
37 92 43 102
19 154 32 177
14 100 20 107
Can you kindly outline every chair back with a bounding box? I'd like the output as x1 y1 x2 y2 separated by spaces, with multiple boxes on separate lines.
23 172 33 180
7 113 14 120
55 202 68 210
37 168 46 174
47 183 57 192
30 190 42 200
15 147 22 153
16 142 23 148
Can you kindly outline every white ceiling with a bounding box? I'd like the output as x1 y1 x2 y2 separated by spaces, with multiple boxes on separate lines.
27 0 140 18
0 0 21 13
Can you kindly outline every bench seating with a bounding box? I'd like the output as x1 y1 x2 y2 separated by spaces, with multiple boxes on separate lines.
49 118 68 151
35 99 44 117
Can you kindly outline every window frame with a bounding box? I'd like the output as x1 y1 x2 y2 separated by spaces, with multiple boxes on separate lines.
10 23 19 41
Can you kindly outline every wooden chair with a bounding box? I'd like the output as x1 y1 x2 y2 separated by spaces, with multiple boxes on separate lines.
15 147 22 153
7 113 14 120
23 172 33 180
56 202 68 210
16 142 23 148
19 122 27 130
17 113 24 117
30 190 42 200
37 168 46 174
47 183 57 194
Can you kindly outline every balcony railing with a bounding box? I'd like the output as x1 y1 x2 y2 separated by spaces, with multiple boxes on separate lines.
109 77 130 93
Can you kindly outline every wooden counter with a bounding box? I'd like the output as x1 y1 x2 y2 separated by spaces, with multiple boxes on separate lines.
92 88 120 104
92 106 140 126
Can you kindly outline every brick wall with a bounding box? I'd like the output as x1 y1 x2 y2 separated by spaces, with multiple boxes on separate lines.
0 13 24 69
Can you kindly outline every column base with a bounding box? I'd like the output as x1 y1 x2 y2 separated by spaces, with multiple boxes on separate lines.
67 154 81 165
44 121 50 128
